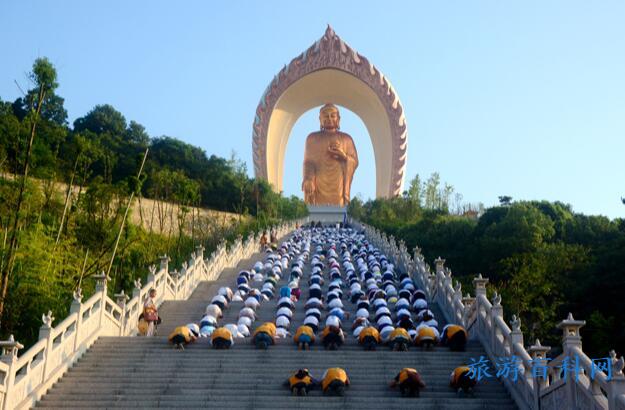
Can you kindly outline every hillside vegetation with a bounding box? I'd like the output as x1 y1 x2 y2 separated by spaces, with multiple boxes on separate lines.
0 57 307 349
350 175 625 358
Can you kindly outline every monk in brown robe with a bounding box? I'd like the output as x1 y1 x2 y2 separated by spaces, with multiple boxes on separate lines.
302 104 358 207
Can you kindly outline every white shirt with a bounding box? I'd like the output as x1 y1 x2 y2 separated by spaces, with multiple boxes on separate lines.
306 308 321 318
218 287 233 300
211 294 227 306
325 315 341 328
413 299 428 311
276 315 290 328
205 304 222 318
377 315 393 327
239 307 256 320
238 316 252 328
375 306 391 317
422 319 439 328
276 327 290 338
305 298 323 309
225 324 243 338
328 298 344 309
278 297 294 308
380 327 393 342
237 324 250 337
200 315 217 326
245 297 260 310
276 307 293 318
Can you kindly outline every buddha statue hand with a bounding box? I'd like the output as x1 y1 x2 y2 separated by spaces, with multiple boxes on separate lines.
328 142 347 161
302 178 316 200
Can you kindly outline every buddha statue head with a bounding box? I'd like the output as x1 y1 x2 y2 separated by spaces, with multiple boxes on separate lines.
319 103 340 132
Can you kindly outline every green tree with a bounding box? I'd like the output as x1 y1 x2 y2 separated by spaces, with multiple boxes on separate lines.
406 174 423 207
498 196 513 206
0 57 59 322
424 172 440 209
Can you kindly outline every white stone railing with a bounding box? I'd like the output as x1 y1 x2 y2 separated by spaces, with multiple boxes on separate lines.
0 219 301 410
352 218 625 410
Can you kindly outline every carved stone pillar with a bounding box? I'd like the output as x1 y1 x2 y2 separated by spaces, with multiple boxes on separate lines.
93 272 110 329
114 290 129 336
607 350 625 409
472 273 489 298
39 310 55 380
434 257 446 273
462 293 475 329
557 312 585 352
132 278 142 300
0 335 24 410
70 288 83 352
159 254 169 273
557 313 585 407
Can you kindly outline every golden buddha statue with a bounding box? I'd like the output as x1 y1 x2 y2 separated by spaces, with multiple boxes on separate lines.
302 104 358 207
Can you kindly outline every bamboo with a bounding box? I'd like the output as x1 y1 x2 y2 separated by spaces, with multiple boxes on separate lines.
105 148 149 278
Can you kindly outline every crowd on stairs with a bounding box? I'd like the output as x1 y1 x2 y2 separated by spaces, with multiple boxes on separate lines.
163 225 475 398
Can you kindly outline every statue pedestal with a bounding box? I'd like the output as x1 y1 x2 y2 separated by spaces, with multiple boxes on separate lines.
306 205 347 224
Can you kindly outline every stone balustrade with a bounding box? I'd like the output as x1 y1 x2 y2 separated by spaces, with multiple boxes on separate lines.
350 218 625 410
0 219 303 410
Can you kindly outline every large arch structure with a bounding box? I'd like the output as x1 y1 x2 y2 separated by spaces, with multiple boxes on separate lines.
252 26 408 198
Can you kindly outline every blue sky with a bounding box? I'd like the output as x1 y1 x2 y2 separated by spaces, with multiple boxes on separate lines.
1 1 623 218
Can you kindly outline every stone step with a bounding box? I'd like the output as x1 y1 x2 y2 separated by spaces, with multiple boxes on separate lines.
35 228 516 410
37 398 518 410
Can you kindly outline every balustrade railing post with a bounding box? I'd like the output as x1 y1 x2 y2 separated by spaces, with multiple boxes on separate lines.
462 293 475 329
69 288 83 352
426 266 436 300
607 350 625 409
556 313 585 408
147 265 156 289
114 290 129 336
38 311 55 382
509 315 524 377
452 282 462 322
434 257 445 273
181 261 189 297
529 339 551 409
491 292 503 355
195 244 204 260
0 335 24 410
158 255 169 298
132 278 142 301
93 272 110 331
171 270 180 300
473 274 489 340
159 254 169 274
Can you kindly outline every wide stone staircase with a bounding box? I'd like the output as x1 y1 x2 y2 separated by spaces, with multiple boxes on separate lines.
35 231 517 409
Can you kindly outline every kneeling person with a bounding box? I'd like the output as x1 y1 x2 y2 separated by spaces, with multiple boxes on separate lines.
358 326 380 351
389 368 426 397
389 327 411 351
441 324 468 351
285 368 317 396
168 323 199 350
450 366 477 397
294 325 315 350
321 367 350 396
321 325 344 351
211 326 234 349
253 322 276 350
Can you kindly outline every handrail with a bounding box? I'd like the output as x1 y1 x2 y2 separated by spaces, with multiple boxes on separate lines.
0 218 305 410
351 218 625 410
